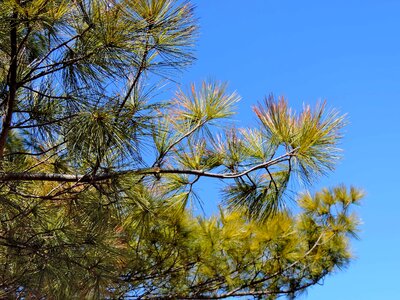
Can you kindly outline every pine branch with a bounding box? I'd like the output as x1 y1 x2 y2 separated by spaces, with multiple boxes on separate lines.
0 149 298 183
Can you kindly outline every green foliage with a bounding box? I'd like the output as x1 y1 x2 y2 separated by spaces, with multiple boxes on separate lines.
0 0 362 299
0 184 362 299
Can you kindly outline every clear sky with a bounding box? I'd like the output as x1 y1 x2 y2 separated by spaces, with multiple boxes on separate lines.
175 1 400 299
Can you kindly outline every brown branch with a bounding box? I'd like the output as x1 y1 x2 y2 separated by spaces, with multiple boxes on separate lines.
20 52 95 85
22 85 75 100
10 114 77 129
150 120 208 173
4 141 66 157
0 149 298 183
116 32 152 116
22 25 94 83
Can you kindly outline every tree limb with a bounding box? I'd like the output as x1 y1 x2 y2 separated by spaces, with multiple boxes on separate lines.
0 149 298 182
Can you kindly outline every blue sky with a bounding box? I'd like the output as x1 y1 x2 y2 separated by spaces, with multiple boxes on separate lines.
175 1 400 299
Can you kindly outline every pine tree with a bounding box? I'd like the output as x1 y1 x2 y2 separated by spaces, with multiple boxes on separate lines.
0 0 362 298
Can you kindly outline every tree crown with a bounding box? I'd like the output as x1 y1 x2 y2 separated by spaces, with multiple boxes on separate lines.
0 0 362 298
